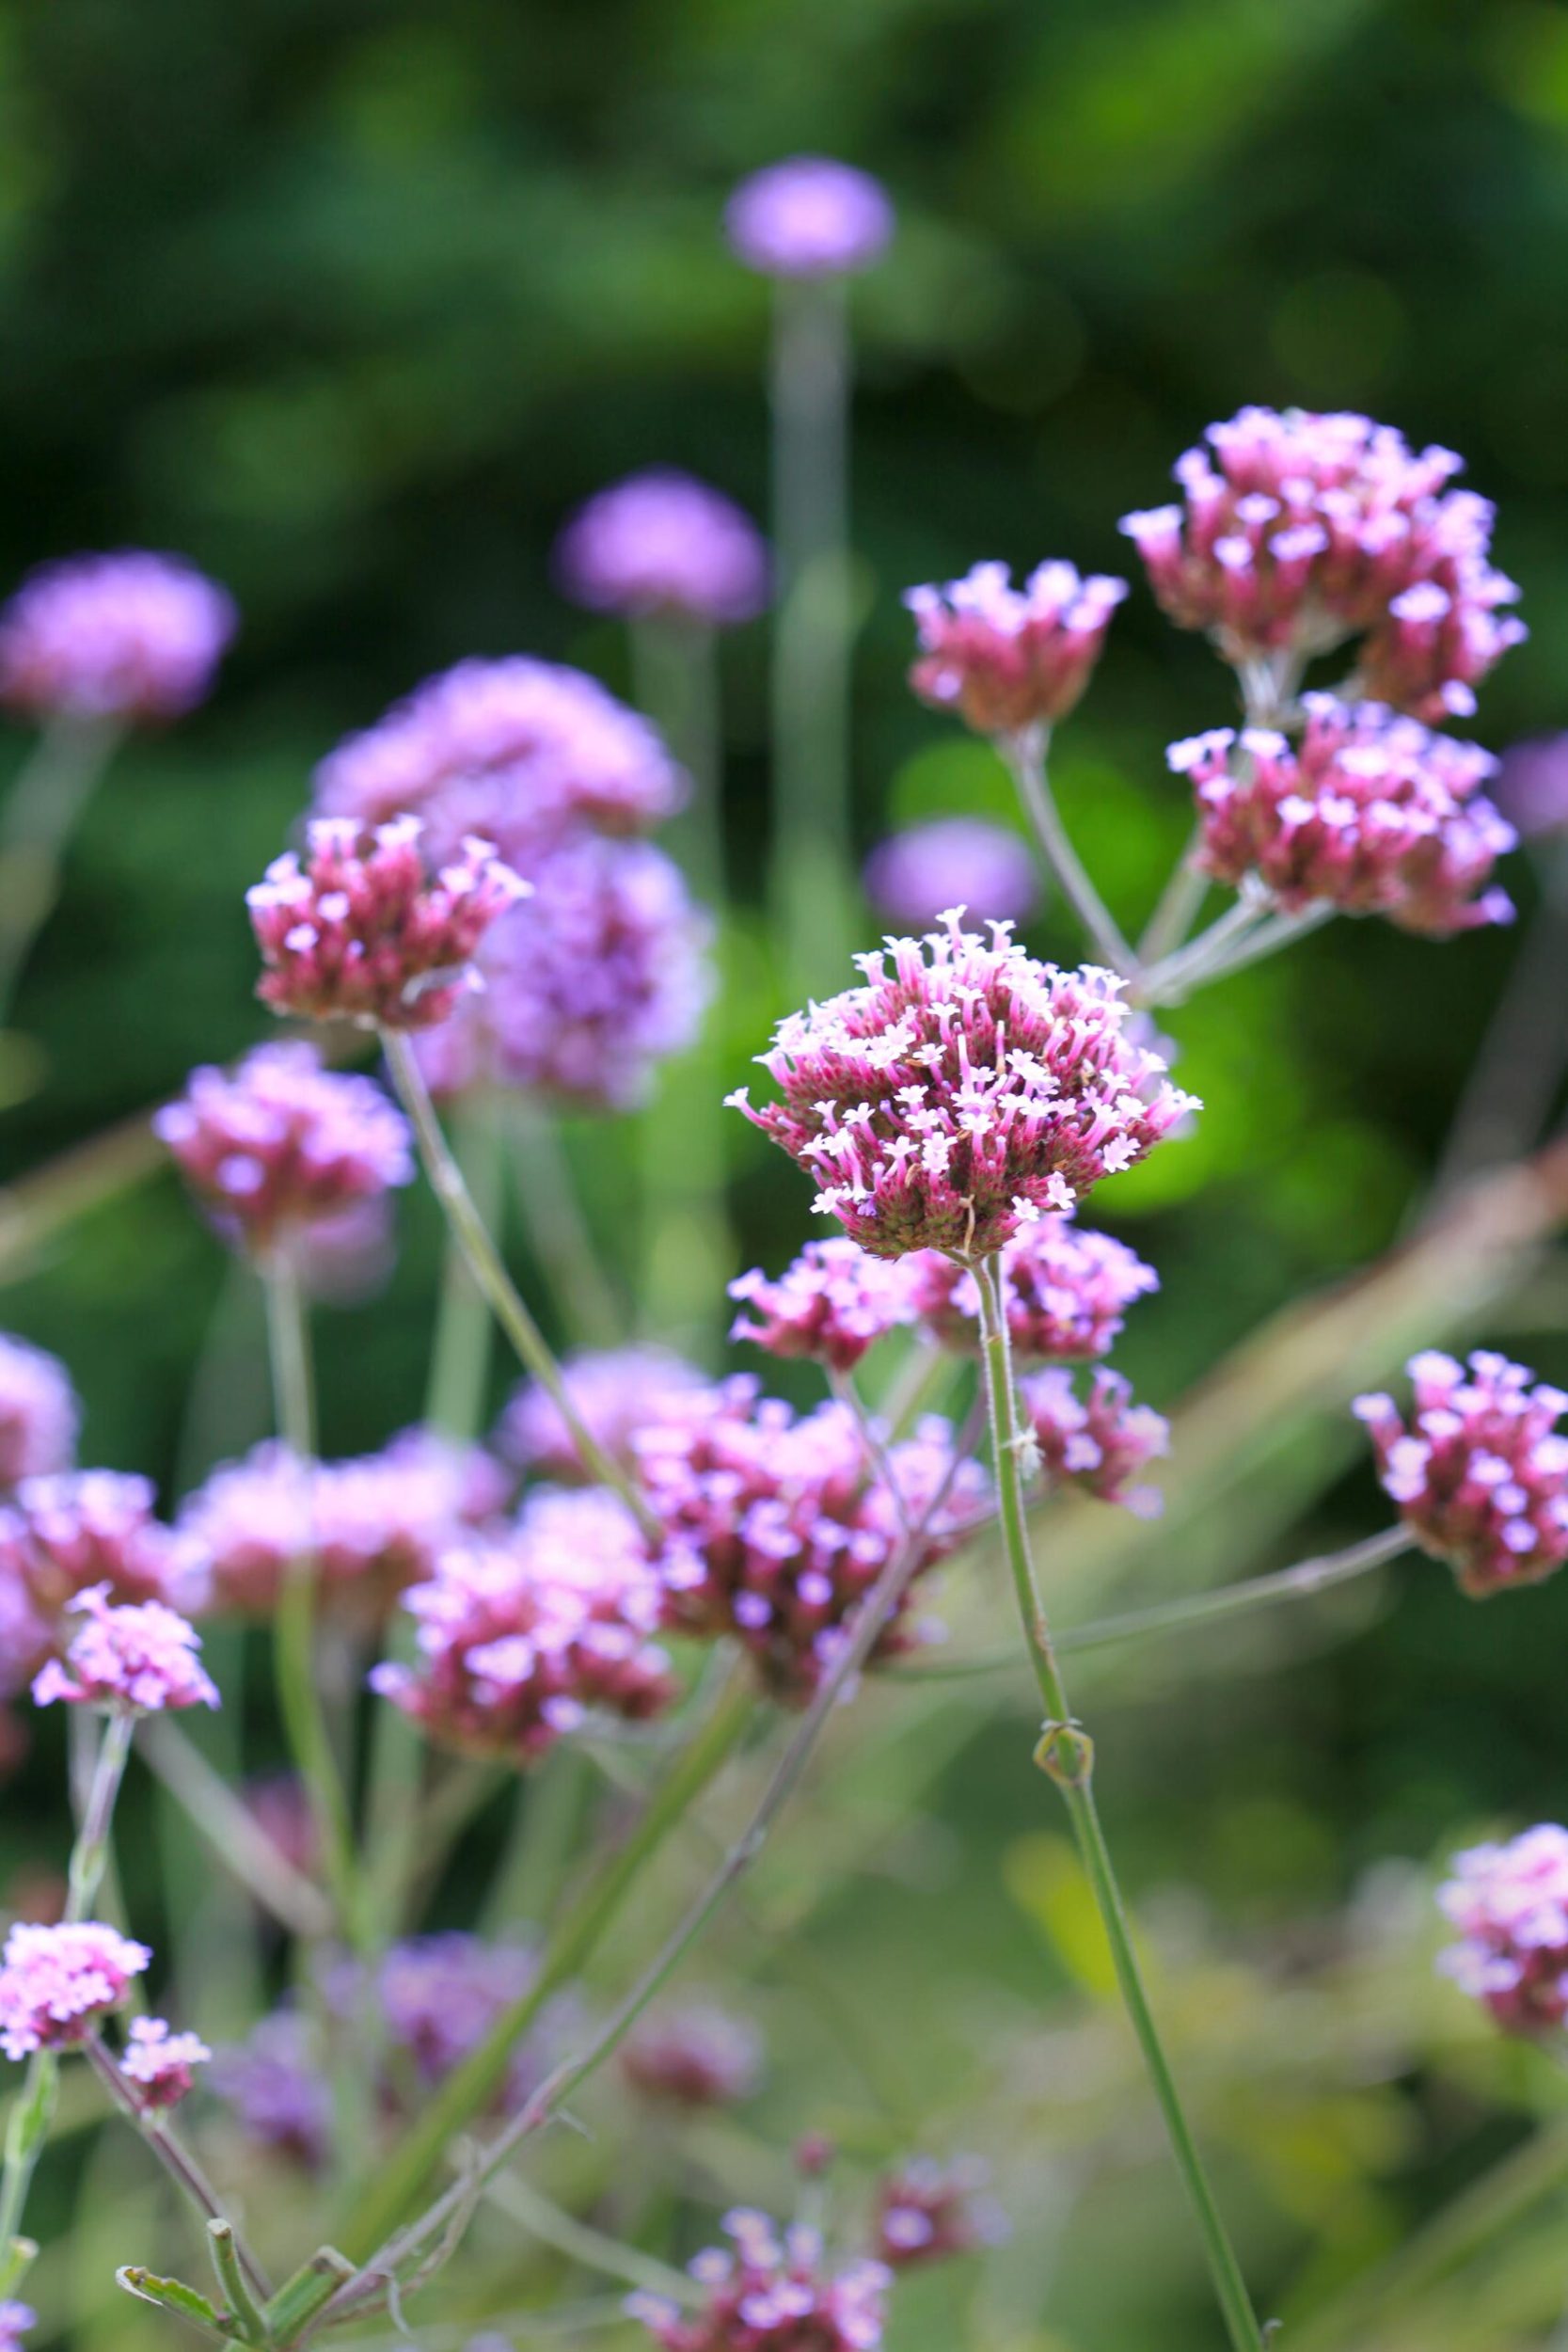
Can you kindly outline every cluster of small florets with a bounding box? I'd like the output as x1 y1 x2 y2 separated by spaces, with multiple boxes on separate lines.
1170 697 1515 936
0 1471 200 1694
620 2002 765 2109
0 1920 150 2059
728 1240 919 1373
725 157 894 278
0 551 235 723
906 1214 1160 1364
32 1583 217 1713
863 818 1039 933
629 2210 890 2352
1020 1367 1169 1517
1354 1350 1568 1597
500 1349 706 1484
905 562 1128 739
1119 407 1525 720
555 469 769 628
1436 1825 1568 2035
0 2301 33 2352
732 915 1196 1261
154 1041 414 1254
0 1335 78 1489
119 2015 212 2110
871 2156 1004 2268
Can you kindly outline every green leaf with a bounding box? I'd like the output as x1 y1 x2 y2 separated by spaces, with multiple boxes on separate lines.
116 2264 230 2334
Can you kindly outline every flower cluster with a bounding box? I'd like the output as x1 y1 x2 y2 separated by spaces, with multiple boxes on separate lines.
620 2003 764 2109
0 1920 150 2059
0 2304 33 2352
728 1241 917 1373
119 2016 211 2109
1170 697 1515 936
0 551 235 723
0 1472 199 1694
209 2011 330 2166
154 1041 414 1254
629 2210 889 2352
32 1583 217 1712
863 818 1039 933
725 158 894 278
906 1214 1159 1364
1354 1350 1568 1597
871 2157 1003 2268
1019 1367 1169 1516
1120 407 1525 720
905 562 1127 738
1437 1825 1568 2035
501 1349 706 1483
555 470 768 628
0 1336 78 1489
731 914 1196 1260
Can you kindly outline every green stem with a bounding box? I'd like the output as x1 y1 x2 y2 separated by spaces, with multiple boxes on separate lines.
0 713 120 1029
479 2169 700 2307
424 1096 505 1442
509 1104 625 1353
137 1715 334 1941
974 1257 1262 2352
1137 828 1210 965
83 2037 273 2303
1003 726 1137 977
1140 901 1334 1007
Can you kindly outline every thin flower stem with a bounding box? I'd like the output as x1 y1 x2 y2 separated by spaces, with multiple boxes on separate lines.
136 1715 334 1940
1137 828 1210 965
1133 893 1270 1006
827 1366 908 1528
1142 901 1335 1006
1002 726 1137 977
0 713 120 1029
425 1095 505 1441
974 1257 1263 2352
509 1103 626 1354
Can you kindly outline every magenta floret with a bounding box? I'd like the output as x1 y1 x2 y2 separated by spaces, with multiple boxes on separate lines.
120 2015 211 2109
0 1920 150 2059
32 1583 218 1712
0 551 234 723
1019 1366 1169 1516
729 1241 918 1373
628 2209 890 2351
906 1214 1158 1364
555 470 768 628
0 1336 78 1489
905 562 1126 737
1438 1825 1568 2034
620 2003 764 2109
500 1348 707 1484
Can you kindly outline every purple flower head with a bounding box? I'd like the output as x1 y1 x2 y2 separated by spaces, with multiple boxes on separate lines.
906 1214 1159 1364
0 1919 150 2059
730 914 1197 1261
0 2304 34 2352
32 1583 218 1713
0 552 235 724
620 2002 764 2110
1119 407 1524 719
872 2155 1006 2269
1171 696 1515 937
500 1348 707 1484
729 1241 919 1374
1492 734 1568 843
555 471 769 628
629 2209 890 2352
0 1470 204 1695
1354 1349 1568 1597
413 834 712 1112
369 1933 539 2092
1437 1825 1568 2035
314 657 686 867
905 563 1127 738
863 818 1040 934
120 2015 211 2109
0 1335 78 1489
1019 1366 1169 1516
725 157 894 278
209 2010 331 2167
154 1041 413 1256
248 817 528 1032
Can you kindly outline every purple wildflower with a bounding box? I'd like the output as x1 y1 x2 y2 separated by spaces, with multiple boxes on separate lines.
863 818 1039 934
500 1348 707 1484
0 1920 150 2059
905 563 1127 737
1437 1825 1568 2035
620 2003 764 2109
728 1240 918 1373
871 2156 1005 2268
725 158 895 278
0 2304 33 2352
119 2015 211 2109
0 552 235 723
0 1470 203 1694
32 1583 218 1712
555 470 768 628
628 2209 889 2352
906 1214 1159 1364
209 2011 331 2167
1019 1366 1169 1516
0 1335 78 1489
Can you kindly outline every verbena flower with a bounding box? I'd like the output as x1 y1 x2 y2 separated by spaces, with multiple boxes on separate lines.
730 914 1196 1260
871 2156 1005 2268
32 1583 218 1712
0 2302 34 2352
1170 696 1515 936
1019 1367 1169 1516
555 470 768 627
628 2210 890 2351
725 158 894 278
906 1214 1159 1364
0 1920 150 2059
1354 1349 1568 1597
863 818 1039 933
0 1335 78 1489
0 1471 203 1695
154 1041 414 1255
905 563 1127 737
1437 1825 1568 2034
1119 406 1524 720
728 1241 918 1373
209 2011 331 2166
119 2015 211 2108
248 817 527 1031
500 1348 707 1483
1492 733 1568 842
620 2002 765 2109
0 552 235 723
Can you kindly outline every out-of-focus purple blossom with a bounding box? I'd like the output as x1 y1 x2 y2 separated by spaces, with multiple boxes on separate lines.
0 2303 34 2352
154 1042 413 1257
1437 1825 1568 2035
119 2015 211 2109
628 2209 890 2352
0 1471 203 1695
906 563 1126 738
0 1336 78 1489
1491 734 1568 843
32 1583 218 1713
0 1920 150 2059
871 2156 1006 2268
500 1348 707 1484
620 2003 764 2109
863 819 1039 934
1170 696 1515 937
555 471 769 628
0 552 235 724
1018 1367 1168 1516
369 1934 538 2092
725 158 894 278
729 1241 918 1374
906 1215 1158 1365
730 914 1197 1261
210 2010 331 2167
1354 1349 1568 1597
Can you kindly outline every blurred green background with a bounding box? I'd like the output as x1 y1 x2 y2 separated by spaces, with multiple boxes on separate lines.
7 0 1568 2345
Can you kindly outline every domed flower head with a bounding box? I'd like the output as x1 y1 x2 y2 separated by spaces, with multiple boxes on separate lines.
1170 696 1515 936
500 1348 706 1483
154 1041 414 1256
730 914 1196 1261
1019 1366 1169 1516
725 158 894 278
729 1241 918 1374
0 551 235 724
1437 1825 1568 2035
628 2209 890 2352
620 2002 764 2110
0 1919 150 2058
119 2015 211 2109
0 1470 202 1693
906 1214 1159 1364
555 471 769 628
1354 1349 1568 1597
1119 407 1524 720
872 2156 1005 2269
32 1583 218 1712
863 818 1039 934
248 817 527 1031
413 834 712 1111
906 563 1127 738
0 1335 78 1489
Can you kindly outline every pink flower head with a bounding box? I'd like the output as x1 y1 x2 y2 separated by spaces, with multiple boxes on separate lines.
0 551 235 723
500 1348 707 1484
372 1487 676 1763
1019 1366 1169 1516
0 1470 203 1694
628 2209 890 2352
905 562 1127 737
0 1919 150 2059
314 657 685 866
728 1241 918 1374
412 835 712 1111
730 914 1196 1260
555 470 769 628
906 1213 1157 1364
1354 1349 1568 1597
0 1335 78 1488
154 1041 414 1254
32 1583 218 1712
1437 1825 1568 2035
248 816 527 1031
725 158 894 278
0 2303 33 2352
620 2003 764 2109
872 2156 1006 2268
1170 696 1515 937
863 818 1039 934
120 2015 211 2109
1119 407 1524 719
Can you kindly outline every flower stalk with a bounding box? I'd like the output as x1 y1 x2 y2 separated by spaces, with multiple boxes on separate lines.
1002 726 1136 977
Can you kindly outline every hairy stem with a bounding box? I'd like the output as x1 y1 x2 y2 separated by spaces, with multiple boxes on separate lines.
1003 726 1136 977
83 2036 273 2302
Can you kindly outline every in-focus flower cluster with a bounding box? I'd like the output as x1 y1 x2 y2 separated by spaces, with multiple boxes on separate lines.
871 2157 1004 2268
906 1214 1159 1364
0 551 235 723
629 2209 889 2352
1437 1825 1568 2035
0 1471 200 1695
1020 1367 1169 1517
32 1583 217 1713
555 470 768 628
621 2003 764 2109
0 1920 150 2059
1354 1350 1568 1597
728 1241 918 1373
119 2015 211 2109
905 563 1127 739
863 818 1039 933
0 1335 78 1490
501 1349 706 1483
725 158 894 278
